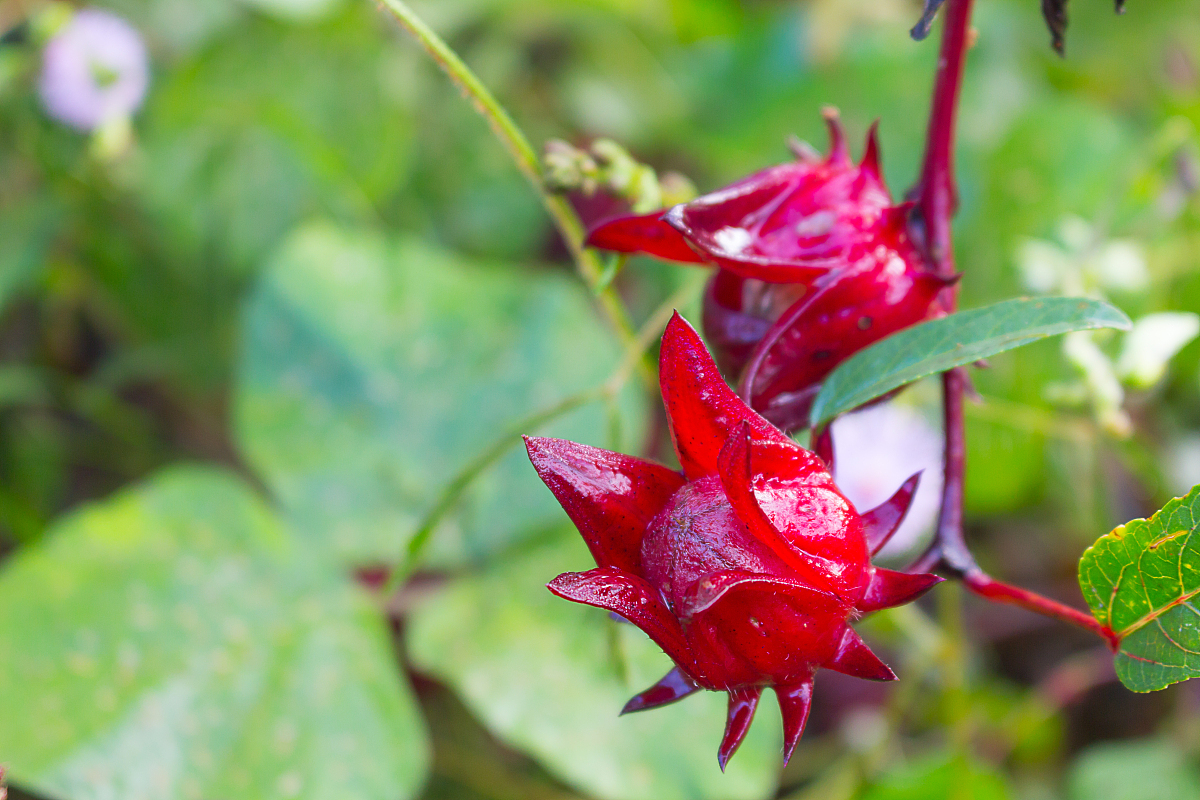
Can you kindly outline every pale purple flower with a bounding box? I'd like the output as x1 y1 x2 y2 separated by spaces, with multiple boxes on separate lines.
832 402 943 558
39 9 148 131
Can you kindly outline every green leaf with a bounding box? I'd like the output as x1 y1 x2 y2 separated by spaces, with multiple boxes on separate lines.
0 466 429 800
234 222 643 568
405 532 781 800
0 193 62 313
1078 484 1200 692
809 297 1132 427
860 751 1013 800
136 7 413 273
1068 739 1200 800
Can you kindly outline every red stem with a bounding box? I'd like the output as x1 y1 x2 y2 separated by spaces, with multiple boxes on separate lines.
911 0 974 278
910 0 973 577
905 0 1110 645
964 572 1119 651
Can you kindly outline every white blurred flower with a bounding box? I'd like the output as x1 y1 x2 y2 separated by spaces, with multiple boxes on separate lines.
1061 331 1131 438
1017 217 1148 297
38 9 148 132
1116 312 1200 389
831 402 943 559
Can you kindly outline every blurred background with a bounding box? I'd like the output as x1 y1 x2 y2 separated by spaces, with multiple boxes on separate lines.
1 0 1200 798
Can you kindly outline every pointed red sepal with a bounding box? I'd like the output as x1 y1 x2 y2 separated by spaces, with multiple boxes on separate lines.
525 436 684 573
680 568 839 619
620 667 700 715
718 687 762 772
776 678 815 765
856 567 944 613
861 471 922 555
860 121 881 178
548 568 694 672
822 106 847 164
823 625 896 681
813 426 835 472
716 424 844 587
659 313 788 479
586 212 707 264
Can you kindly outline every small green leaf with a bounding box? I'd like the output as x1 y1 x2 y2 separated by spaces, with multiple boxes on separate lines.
1078 484 1200 692
810 297 1132 427
0 466 429 800
406 533 781 800
234 222 643 568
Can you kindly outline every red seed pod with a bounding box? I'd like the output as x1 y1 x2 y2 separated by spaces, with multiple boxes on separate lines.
737 210 954 429
587 110 893 285
525 314 941 769
586 112 947 429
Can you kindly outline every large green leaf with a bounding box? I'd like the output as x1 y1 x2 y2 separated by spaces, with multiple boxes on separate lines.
809 297 1132 427
0 466 429 800
860 751 1013 800
234 222 643 568
135 6 413 274
1078 484 1200 692
1068 739 1200 800
405 532 781 800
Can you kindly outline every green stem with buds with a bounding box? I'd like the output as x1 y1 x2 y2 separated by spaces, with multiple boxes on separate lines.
375 0 646 381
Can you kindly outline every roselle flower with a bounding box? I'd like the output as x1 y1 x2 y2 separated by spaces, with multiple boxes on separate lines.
587 110 894 284
525 314 941 769
39 9 149 132
586 111 948 430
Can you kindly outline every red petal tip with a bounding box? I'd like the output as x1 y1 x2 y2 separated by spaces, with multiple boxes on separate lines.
620 667 700 715
824 626 896 681
586 213 706 264
860 121 881 176
861 471 921 555
822 106 847 163
718 688 761 772
660 313 787 479
857 568 944 613
777 679 814 765
525 436 684 573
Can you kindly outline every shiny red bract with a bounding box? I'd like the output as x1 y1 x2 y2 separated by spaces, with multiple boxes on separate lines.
586 111 950 429
525 314 941 769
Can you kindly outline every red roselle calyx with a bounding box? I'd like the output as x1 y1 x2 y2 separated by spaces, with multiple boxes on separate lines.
586 110 951 430
525 314 942 769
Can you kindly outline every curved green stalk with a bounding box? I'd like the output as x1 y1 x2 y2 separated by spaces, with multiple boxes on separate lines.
376 0 646 381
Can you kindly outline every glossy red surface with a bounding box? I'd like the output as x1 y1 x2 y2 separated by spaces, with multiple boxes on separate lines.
526 314 942 768
584 112 946 431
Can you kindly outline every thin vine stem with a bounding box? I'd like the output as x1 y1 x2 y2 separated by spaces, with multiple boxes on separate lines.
376 0 648 384
905 0 1112 646
383 387 607 596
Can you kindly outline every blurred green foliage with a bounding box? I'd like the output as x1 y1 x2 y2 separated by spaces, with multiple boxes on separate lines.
1 0 1200 798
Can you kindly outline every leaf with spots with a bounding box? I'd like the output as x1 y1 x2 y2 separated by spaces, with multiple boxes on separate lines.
0 467 429 800
1078 484 1200 693
809 297 1132 428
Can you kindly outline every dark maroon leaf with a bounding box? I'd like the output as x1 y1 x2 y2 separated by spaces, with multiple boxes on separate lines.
1043 0 1068 55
